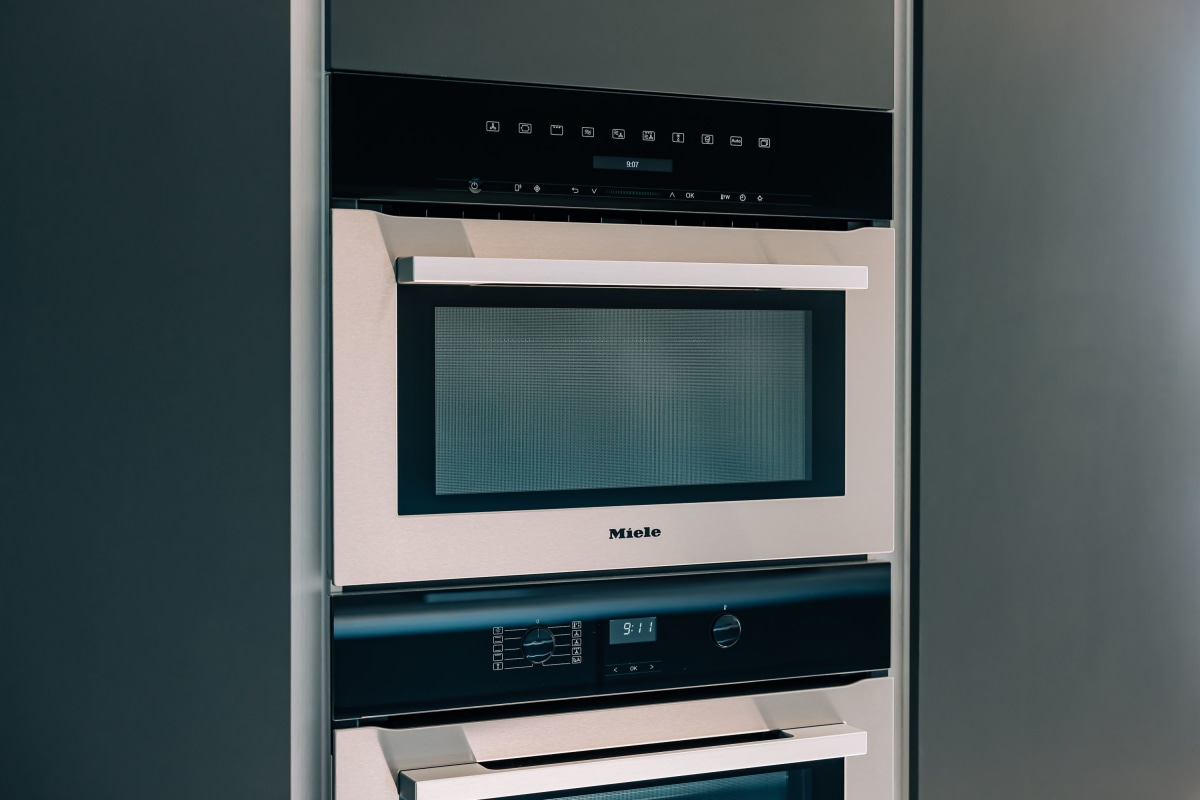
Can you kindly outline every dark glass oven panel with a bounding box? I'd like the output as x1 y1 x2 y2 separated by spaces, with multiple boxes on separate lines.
330 73 892 222
495 760 845 800
397 285 845 515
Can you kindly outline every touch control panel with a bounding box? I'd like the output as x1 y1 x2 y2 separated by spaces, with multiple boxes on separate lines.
330 73 892 222
332 563 889 720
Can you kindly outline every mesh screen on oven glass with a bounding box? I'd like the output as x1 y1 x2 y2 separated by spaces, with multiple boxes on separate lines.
434 307 811 495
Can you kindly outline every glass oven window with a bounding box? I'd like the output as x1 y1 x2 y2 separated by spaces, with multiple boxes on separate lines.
397 285 845 515
434 307 812 495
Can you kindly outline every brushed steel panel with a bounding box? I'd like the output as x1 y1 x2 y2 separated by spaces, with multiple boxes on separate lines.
332 211 895 586
335 678 894 800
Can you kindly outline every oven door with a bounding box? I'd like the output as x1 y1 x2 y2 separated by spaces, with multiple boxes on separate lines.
332 211 895 587
399 727 859 800
334 678 893 800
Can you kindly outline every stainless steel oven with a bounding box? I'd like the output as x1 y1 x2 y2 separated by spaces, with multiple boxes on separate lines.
331 565 894 800
330 75 896 589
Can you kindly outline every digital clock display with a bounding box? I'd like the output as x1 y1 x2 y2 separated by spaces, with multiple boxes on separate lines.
609 617 657 644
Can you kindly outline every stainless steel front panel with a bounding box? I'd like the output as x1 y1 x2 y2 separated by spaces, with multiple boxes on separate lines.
335 678 894 800
332 211 895 586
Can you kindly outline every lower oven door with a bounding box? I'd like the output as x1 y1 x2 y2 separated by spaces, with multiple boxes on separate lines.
399 724 861 800
334 678 893 800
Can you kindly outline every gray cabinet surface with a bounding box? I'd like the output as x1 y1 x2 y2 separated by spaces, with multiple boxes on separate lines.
329 0 895 108
918 1 1200 797
0 2 293 798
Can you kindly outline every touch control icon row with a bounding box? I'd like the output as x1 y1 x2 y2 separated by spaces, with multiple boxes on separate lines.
486 121 768 148
466 179 771 203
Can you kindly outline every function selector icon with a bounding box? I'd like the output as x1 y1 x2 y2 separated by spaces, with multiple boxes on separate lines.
642 130 656 141
730 135 743 147
550 124 564 136
582 126 595 137
671 132 685 143
758 137 771 148
612 128 626 140
701 134 714 145
518 122 533 134
485 120 500 132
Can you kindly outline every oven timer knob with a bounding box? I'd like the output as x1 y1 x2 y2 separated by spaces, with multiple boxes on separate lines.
712 614 742 649
522 627 556 663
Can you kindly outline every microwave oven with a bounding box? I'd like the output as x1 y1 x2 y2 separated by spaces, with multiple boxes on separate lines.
329 74 895 588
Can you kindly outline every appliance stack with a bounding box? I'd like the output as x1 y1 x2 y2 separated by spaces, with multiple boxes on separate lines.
328 72 900 800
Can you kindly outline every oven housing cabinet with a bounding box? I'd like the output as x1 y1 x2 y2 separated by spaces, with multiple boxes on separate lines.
331 211 895 588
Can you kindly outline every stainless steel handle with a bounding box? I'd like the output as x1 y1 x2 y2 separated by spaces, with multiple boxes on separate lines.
394 256 868 290
397 723 866 800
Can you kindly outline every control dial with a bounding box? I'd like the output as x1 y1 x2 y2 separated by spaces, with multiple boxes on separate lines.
522 627 556 663
712 613 742 649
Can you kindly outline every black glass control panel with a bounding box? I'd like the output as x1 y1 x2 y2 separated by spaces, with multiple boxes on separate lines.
332 563 889 720
330 73 892 222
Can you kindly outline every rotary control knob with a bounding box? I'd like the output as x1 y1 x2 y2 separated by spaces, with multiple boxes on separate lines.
522 627 556 663
712 613 742 649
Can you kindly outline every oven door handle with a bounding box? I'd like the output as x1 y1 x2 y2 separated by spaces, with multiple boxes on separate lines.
397 723 866 800
394 256 868 290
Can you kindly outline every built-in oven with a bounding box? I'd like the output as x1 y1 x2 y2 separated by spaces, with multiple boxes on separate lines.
330 74 896 589
332 565 893 800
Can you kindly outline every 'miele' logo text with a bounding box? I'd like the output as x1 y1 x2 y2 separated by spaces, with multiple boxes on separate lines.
609 527 661 540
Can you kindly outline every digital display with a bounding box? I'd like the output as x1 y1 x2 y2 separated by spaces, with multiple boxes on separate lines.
609 617 657 644
593 155 673 173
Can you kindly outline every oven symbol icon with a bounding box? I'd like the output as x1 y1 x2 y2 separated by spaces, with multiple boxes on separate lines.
485 121 500 132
